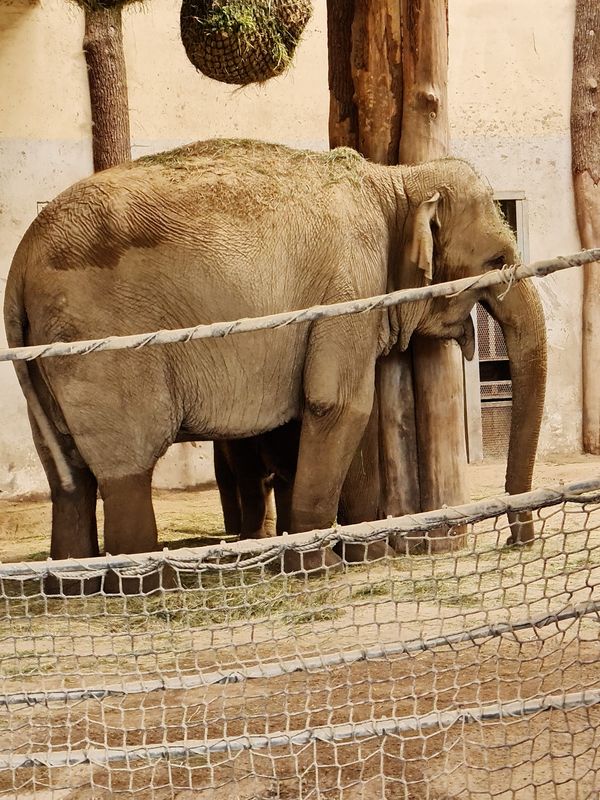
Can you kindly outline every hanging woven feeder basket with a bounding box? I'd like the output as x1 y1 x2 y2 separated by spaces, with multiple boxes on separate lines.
180 0 312 86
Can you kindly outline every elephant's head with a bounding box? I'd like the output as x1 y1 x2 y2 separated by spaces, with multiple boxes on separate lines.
392 158 547 544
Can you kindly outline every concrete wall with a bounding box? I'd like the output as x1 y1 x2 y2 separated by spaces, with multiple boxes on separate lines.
448 0 581 455
0 0 580 497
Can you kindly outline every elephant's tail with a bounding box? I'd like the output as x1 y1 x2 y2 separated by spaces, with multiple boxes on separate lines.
3 240 75 492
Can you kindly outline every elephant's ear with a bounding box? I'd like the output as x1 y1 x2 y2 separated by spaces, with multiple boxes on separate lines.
407 192 440 283
395 192 441 351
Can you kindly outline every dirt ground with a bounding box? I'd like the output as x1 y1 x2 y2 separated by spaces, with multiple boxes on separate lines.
1 454 600 799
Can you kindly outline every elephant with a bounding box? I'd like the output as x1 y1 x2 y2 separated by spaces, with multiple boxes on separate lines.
4 139 547 582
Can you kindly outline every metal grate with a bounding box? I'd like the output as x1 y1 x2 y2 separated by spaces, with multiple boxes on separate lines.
481 400 511 459
481 380 512 402
477 304 512 459
476 304 508 361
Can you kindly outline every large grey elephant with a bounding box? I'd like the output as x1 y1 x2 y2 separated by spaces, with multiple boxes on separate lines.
4 139 546 577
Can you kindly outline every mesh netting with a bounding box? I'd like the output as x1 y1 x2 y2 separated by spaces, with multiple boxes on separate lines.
1 482 600 798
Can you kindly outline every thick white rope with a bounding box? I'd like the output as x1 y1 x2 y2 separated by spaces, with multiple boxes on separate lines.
1 600 597 708
2 689 599 769
1 250 599 363
1 478 598 580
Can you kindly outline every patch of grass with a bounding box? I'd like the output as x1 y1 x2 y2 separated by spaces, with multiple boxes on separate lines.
23 550 50 562
1 652 57 678
286 607 342 626
393 577 482 608
351 582 390 600
158 509 227 546
1 571 344 635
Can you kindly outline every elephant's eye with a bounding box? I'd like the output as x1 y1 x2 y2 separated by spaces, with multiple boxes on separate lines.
486 254 506 269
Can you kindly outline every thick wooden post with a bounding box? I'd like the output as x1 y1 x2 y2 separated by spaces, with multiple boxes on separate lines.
327 1 359 151
571 0 600 453
83 6 131 172
350 1 403 162
327 0 467 535
399 0 468 546
327 0 422 517
350 1 422 516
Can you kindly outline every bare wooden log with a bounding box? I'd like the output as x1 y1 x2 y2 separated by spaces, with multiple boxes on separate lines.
398 0 468 547
327 0 421 517
83 7 131 172
327 0 359 151
571 0 600 453
350 0 403 163
398 0 449 161
377 352 421 516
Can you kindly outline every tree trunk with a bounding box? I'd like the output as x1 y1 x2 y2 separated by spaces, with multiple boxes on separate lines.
327 0 359 151
571 0 600 453
376 354 421 516
327 0 466 530
399 0 468 548
327 0 422 517
350 0 403 163
83 7 131 172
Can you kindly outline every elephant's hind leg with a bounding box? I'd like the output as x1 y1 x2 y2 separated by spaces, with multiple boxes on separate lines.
50 466 99 560
28 417 99 594
99 471 161 594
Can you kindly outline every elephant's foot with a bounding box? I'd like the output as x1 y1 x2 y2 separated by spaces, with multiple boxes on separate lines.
335 540 394 563
45 465 100 596
239 527 275 540
505 535 534 548
392 526 466 555
506 513 535 547
390 531 427 555
99 472 161 595
280 546 343 576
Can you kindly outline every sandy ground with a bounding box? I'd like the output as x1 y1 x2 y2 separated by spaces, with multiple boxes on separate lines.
1 455 600 799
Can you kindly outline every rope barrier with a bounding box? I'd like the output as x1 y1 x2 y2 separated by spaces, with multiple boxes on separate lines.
1 249 599 363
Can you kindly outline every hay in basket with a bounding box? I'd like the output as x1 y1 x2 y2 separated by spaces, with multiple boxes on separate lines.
180 0 312 86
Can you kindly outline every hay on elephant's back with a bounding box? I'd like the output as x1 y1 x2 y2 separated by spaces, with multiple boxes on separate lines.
180 0 312 86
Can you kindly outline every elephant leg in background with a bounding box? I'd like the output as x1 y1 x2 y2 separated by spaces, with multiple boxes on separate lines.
28 416 100 595
213 441 243 536
214 413 394 564
213 440 274 539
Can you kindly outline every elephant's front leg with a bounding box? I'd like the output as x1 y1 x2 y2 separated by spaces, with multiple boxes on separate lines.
285 348 376 574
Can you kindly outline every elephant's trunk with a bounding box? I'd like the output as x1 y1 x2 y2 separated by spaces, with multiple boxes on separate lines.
483 279 547 544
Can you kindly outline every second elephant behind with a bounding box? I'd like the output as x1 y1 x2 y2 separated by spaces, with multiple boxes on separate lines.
214 400 392 562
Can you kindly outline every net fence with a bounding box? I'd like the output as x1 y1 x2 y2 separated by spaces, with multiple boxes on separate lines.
1 480 600 799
